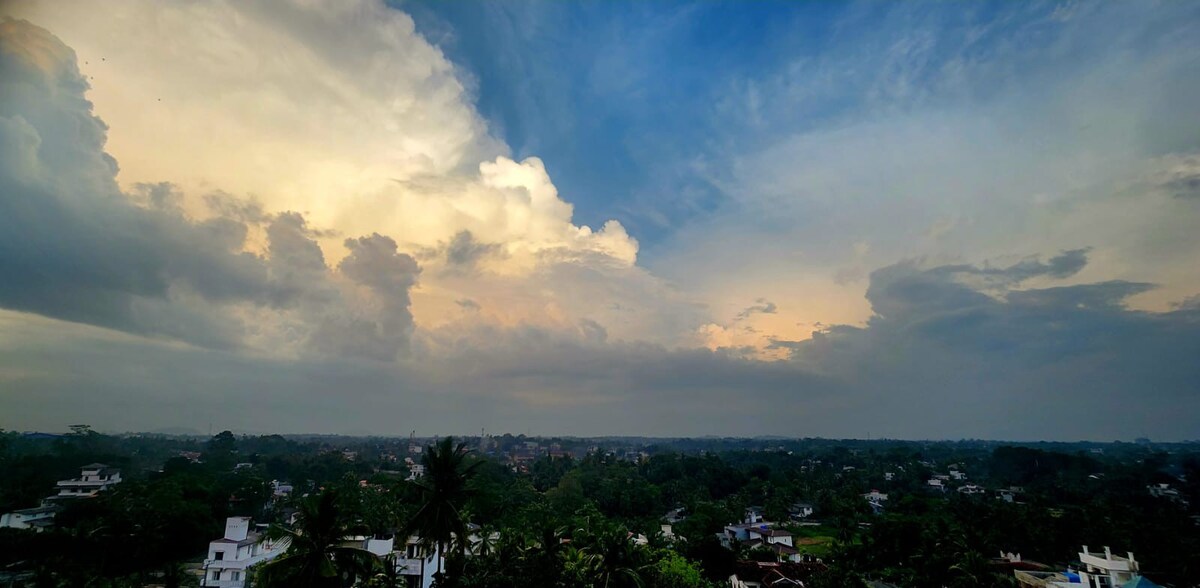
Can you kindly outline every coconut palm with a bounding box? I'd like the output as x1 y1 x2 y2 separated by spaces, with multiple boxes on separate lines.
404 437 483 584
575 524 648 588
256 489 383 588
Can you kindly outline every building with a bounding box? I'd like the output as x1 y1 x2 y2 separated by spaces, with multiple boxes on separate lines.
728 560 827 587
957 484 987 496
862 490 888 503
1013 546 1160 588
390 535 443 588
788 502 814 520
0 505 58 532
55 463 122 498
407 463 426 481
201 517 288 587
1076 546 1142 588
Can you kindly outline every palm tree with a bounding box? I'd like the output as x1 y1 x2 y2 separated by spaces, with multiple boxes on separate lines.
255 489 383 588
404 437 483 584
575 524 648 588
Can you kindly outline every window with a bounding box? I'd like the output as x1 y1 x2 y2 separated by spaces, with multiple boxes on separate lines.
211 570 220 580
214 551 224 560
232 571 240 581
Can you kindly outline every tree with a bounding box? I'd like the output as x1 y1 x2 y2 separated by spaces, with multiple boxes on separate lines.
404 437 482 584
256 489 382 588
203 431 239 471
574 523 649 588
649 550 713 588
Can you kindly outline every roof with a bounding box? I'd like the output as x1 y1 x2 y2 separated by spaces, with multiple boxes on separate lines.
732 561 828 586
80 463 109 470
749 527 792 538
213 532 262 547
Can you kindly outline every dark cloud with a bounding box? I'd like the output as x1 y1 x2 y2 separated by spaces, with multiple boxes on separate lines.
444 229 499 270
0 20 422 360
0 21 279 345
931 248 1091 287
455 298 481 311
310 234 420 361
735 298 778 320
769 257 1200 438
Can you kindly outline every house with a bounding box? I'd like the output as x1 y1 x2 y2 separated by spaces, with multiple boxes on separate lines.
744 506 766 524
55 463 122 498
407 463 426 481
728 560 828 587
949 470 967 481
957 484 987 496
862 490 888 503
393 535 444 588
927 478 946 492
746 527 799 562
788 502 814 520
0 505 59 532
747 526 794 548
863 490 888 515
660 524 677 542
344 535 443 588
1147 483 1187 504
201 517 288 588
746 539 803 562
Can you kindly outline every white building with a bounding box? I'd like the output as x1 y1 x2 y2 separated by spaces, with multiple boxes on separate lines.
1076 546 1142 588
0 505 58 532
55 463 121 498
1013 546 1156 588
957 484 987 496
862 490 889 503
407 463 426 481
392 536 443 588
788 502 814 520
201 517 288 588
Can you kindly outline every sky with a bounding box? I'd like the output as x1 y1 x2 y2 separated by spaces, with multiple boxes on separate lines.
0 0 1198 440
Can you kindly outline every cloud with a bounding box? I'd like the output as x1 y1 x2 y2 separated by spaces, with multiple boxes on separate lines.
652 0 1200 339
735 298 778 321
444 230 499 270
0 17 430 361
2 4 1199 440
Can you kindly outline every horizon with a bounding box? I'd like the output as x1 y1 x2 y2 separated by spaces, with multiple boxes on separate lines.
1 1 1199 441
8 428 1187 447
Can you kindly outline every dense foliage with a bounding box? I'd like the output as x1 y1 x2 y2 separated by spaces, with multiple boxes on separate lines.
1 428 1198 587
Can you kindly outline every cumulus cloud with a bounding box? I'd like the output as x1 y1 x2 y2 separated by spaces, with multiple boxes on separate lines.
0 18 426 361
2 4 1199 440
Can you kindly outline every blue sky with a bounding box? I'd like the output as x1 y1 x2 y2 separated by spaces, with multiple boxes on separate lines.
402 1 855 246
1 1 1199 438
401 1 1132 252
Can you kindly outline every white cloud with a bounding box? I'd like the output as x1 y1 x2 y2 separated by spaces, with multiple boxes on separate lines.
2 0 678 349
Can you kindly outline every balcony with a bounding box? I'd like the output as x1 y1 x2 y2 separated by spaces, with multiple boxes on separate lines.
1080 552 1132 572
